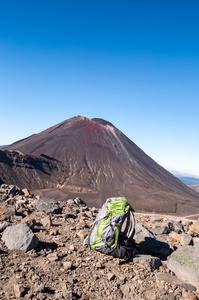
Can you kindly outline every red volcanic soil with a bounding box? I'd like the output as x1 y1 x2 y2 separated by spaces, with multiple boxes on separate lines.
1 116 199 216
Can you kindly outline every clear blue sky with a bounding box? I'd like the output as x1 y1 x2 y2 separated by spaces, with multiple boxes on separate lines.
0 1 199 176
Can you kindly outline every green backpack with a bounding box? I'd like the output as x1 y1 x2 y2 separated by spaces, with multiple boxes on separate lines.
84 197 135 256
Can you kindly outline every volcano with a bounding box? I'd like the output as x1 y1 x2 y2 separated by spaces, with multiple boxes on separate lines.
1 116 199 215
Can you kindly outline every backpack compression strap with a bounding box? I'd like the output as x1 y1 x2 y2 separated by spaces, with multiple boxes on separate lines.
124 207 135 242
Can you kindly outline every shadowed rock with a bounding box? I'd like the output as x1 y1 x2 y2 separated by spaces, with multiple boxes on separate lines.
134 224 171 259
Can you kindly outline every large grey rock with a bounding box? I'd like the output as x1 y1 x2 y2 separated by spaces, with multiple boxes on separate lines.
168 221 185 234
134 224 171 258
2 222 39 252
167 244 199 290
134 254 162 271
35 198 62 214
151 226 170 235
154 272 196 291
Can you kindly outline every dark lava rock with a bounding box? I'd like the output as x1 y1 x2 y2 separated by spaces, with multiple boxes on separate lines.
34 198 62 214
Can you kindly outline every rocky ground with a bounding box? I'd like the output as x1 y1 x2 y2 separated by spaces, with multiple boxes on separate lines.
0 184 199 300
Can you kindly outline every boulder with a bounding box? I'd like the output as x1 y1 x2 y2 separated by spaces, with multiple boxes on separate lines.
134 254 162 271
167 244 199 290
151 226 170 235
2 222 39 252
134 224 171 258
34 198 62 214
168 221 185 234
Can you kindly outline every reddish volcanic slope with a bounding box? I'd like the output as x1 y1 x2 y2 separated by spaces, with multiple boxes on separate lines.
1 116 199 215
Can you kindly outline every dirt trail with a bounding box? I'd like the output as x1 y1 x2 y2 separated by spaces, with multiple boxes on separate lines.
135 211 199 221
182 213 199 219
